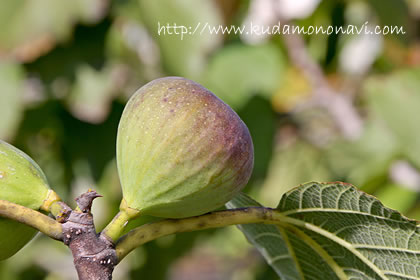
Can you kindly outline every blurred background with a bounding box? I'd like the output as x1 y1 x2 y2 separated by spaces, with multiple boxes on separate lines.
1 0 419 279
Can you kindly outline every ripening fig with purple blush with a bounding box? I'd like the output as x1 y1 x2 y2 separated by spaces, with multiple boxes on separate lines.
117 77 254 218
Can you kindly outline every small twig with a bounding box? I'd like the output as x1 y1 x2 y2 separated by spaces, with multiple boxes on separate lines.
281 21 364 139
0 199 63 241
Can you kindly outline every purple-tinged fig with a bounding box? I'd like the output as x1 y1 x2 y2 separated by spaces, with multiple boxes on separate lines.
0 140 51 260
117 77 254 218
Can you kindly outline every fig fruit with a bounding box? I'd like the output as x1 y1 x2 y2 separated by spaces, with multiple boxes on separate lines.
0 140 51 260
117 77 254 218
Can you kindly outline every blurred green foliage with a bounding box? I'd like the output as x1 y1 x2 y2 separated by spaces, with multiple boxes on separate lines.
0 0 419 279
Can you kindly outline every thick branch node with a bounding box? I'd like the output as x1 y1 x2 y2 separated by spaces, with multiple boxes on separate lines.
61 190 116 280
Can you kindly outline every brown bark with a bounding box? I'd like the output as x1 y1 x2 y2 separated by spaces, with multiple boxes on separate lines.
61 191 117 280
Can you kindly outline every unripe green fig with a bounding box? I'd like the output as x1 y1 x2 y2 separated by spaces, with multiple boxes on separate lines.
0 140 51 260
117 77 254 218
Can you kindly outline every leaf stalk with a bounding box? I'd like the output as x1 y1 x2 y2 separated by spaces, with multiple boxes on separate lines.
115 207 287 262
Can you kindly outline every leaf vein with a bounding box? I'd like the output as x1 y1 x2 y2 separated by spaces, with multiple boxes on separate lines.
282 208 413 225
282 216 389 279
352 244 420 254
335 186 352 209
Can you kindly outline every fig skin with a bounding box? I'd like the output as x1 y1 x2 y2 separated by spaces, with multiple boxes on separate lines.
0 140 50 260
117 77 254 218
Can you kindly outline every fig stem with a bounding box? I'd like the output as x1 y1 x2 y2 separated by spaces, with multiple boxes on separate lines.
101 199 141 243
40 189 62 212
49 201 72 222
0 199 63 241
101 210 132 243
39 190 72 222
115 207 290 262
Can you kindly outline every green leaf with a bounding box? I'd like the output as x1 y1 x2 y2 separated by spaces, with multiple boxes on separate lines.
138 0 222 78
0 0 106 61
0 62 24 140
227 182 420 279
367 0 410 40
364 67 420 169
204 43 285 110
226 194 302 280
67 64 117 123
261 141 332 206
327 117 398 190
